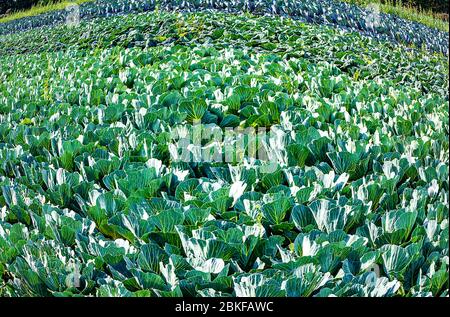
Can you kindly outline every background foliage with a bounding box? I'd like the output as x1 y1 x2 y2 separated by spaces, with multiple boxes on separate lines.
0 1 63 14
340 0 448 14
1 0 449 15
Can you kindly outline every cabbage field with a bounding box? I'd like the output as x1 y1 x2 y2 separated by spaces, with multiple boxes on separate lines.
0 0 448 298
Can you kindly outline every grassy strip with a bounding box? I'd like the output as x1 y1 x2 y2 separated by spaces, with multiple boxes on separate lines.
0 0 94 24
340 0 449 32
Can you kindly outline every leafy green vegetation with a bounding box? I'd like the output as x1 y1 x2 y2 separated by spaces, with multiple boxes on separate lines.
1 11 447 96
0 2 448 298
0 0 448 54
2 0 445 32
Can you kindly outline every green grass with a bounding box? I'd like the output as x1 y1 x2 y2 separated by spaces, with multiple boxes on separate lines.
0 0 94 24
341 0 449 32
